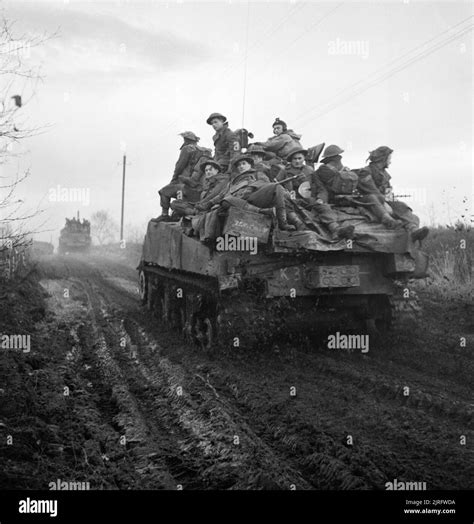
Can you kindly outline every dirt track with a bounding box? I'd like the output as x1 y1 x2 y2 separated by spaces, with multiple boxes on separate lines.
1 252 473 490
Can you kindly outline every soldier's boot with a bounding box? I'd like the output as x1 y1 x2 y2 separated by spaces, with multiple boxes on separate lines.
381 214 403 229
242 202 274 217
287 211 306 231
151 209 172 222
276 206 296 231
409 226 429 242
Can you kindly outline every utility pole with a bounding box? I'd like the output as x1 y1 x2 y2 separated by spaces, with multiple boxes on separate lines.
120 154 126 242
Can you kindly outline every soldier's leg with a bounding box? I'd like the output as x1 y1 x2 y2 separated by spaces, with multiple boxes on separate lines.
222 195 273 216
311 202 354 239
389 201 419 228
158 183 182 216
359 194 401 228
170 200 196 217
389 201 429 241
247 184 295 230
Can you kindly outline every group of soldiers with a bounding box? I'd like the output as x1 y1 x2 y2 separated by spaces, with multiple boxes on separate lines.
154 112 429 242
65 217 90 233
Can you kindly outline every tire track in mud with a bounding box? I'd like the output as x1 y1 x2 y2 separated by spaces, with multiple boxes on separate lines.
67 278 178 489
37 255 474 490
38 278 144 488
197 351 473 490
78 259 473 490
86 282 313 489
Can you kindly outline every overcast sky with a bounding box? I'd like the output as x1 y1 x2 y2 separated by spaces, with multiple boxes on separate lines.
2 0 473 242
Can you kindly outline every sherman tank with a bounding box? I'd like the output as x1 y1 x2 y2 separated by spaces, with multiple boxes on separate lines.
58 212 91 255
137 203 428 350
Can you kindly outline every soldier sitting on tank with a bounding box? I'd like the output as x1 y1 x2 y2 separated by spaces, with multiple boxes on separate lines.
207 154 303 231
357 146 429 242
155 131 211 222
254 118 303 162
206 112 240 173
277 147 354 239
246 145 274 179
311 144 402 230
247 144 282 182
170 160 227 218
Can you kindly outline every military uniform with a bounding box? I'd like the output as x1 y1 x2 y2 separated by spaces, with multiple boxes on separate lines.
158 132 212 218
311 163 395 227
260 130 302 160
212 123 240 170
357 163 420 231
276 164 313 193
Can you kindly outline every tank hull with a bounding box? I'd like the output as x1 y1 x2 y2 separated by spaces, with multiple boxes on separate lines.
138 216 425 349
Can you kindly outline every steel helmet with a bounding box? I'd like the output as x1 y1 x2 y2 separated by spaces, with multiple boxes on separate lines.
286 147 308 161
320 144 344 163
206 112 227 125
199 159 222 173
231 154 254 167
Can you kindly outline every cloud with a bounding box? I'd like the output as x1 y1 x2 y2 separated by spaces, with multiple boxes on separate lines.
4 2 212 75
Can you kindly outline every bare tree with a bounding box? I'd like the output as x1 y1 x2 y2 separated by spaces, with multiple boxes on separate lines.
0 15 52 276
125 221 147 245
91 210 118 245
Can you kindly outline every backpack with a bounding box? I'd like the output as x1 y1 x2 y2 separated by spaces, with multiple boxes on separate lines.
190 146 212 173
328 165 359 194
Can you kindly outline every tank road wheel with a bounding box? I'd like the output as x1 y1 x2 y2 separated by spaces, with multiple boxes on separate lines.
389 288 422 331
193 316 214 351
161 283 185 331
365 295 392 335
138 270 148 305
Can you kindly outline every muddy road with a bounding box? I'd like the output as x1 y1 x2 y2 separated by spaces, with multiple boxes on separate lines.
1 252 473 490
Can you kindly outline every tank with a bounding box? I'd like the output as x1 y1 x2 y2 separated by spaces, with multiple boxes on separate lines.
58 212 91 255
138 206 428 350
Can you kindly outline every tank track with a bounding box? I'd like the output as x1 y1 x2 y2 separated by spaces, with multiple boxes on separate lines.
215 290 292 349
389 285 422 331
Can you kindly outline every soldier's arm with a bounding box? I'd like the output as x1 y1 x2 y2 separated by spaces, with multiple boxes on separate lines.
310 171 329 203
183 170 204 189
260 134 291 152
171 146 192 182
197 179 229 210
356 167 384 196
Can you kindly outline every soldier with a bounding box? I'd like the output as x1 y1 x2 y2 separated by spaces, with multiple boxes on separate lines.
258 118 303 160
312 144 400 229
207 154 302 231
171 159 228 217
206 112 240 172
156 131 211 221
279 147 354 239
357 146 429 241
247 144 283 182
276 148 313 194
